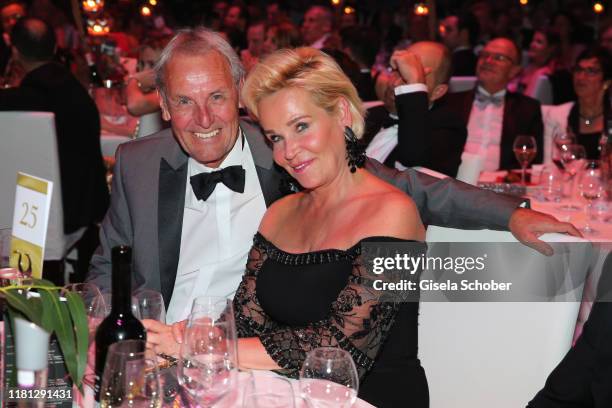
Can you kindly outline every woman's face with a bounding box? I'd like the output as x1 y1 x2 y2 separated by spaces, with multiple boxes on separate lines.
528 31 551 65
263 27 278 55
573 57 607 99
257 87 349 189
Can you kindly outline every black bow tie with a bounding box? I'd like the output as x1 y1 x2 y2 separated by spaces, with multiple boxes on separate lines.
190 165 245 201
382 115 399 129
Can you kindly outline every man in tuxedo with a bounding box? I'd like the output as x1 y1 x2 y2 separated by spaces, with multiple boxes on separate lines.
365 41 467 176
449 37 544 171
86 28 579 355
0 17 109 283
301 5 333 49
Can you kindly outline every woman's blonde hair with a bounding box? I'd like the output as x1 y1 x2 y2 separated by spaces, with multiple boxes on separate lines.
242 47 365 138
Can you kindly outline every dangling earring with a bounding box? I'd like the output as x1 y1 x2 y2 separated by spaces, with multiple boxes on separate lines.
344 126 366 173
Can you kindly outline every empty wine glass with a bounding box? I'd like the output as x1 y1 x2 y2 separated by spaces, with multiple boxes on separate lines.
513 135 537 185
133 289 166 322
559 144 587 211
177 317 236 407
243 371 295 408
578 161 605 235
99 340 161 408
299 347 359 408
552 127 575 171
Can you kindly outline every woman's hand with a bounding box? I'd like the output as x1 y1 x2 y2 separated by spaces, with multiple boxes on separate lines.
141 319 187 358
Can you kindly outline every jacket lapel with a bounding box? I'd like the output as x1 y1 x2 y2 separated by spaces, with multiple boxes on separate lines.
241 119 289 206
157 136 188 308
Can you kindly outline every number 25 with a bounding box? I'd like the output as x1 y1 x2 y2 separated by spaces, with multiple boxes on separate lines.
19 202 38 229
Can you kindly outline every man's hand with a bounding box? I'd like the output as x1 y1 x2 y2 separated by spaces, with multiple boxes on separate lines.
142 319 187 358
508 208 582 256
389 50 431 85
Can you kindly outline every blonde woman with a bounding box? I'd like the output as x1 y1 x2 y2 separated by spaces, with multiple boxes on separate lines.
234 47 428 407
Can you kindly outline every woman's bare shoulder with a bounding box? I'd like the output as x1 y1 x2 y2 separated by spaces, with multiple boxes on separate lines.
258 192 303 236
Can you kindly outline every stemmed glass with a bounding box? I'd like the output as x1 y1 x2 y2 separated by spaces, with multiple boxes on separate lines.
177 296 237 407
243 371 295 408
578 161 605 235
99 339 161 408
552 128 575 171
559 144 587 211
133 288 166 322
513 135 537 185
299 347 359 408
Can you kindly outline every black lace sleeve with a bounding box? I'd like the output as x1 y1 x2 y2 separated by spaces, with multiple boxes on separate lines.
232 236 404 380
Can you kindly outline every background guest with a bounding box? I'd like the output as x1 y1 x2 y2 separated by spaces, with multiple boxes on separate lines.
439 12 479 76
448 37 544 171
301 5 333 49
262 21 301 56
240 20 264 71
542 47 611 161
0 0 26 86
0 17 109 283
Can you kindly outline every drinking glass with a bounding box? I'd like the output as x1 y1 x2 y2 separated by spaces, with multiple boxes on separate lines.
559 144 587 211
99 339 161 408
552 128 575 171
513 135 537 185
578 161 605 235
133 288 166 322
177 318 236 407
542 166 564 201
299 347 359 408
243 371 295 408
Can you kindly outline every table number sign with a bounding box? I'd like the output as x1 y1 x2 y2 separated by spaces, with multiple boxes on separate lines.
9 172 53 279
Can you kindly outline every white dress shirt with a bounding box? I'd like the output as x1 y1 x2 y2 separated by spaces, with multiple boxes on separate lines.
166 132 267 323
464 86 506 171
365 83 428 167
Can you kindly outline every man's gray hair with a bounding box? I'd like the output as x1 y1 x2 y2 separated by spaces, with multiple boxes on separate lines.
154 27 245 101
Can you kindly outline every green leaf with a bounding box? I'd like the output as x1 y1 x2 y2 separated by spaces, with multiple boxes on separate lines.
2 289 40 326
39 288 77 391
65 291 88 389
39 290 56 334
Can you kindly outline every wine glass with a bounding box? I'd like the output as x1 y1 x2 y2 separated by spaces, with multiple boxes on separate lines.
299 347 359 408
559 144 587 211
133 288 166 322
552 127 575 171
513 135 537 185
578 161 605 235
177 317 236 407
99 339 161 408
243 371 295 408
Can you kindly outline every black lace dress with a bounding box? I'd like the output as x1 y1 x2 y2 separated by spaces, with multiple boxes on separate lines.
233 233 428 408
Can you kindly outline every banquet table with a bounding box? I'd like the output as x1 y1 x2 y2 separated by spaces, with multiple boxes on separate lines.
76 370 375 408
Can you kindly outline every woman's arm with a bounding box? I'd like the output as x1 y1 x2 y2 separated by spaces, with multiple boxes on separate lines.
125 70 161 116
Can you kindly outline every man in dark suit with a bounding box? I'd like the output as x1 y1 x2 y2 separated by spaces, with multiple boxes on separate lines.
86 28 579 356
528 250 612 408
0 17 109 282
439 12 479 76
449 37 544 171
365 41 467 176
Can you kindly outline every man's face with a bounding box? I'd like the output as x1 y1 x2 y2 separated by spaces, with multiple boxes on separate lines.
476 38 520 92
1 3 25 34
439 16 460 49
601 27 612 56
160 50 240 168
302 7 329 45
224 6 242 29
247 24 265 57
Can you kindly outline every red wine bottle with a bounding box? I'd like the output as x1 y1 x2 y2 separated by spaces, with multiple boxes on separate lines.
94 246 146 402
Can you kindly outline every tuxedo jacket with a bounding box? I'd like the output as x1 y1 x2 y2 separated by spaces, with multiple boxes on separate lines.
528 252 612 408
0 62 109 233
451 48 477 76
87 120 523 306
448 89 544 170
